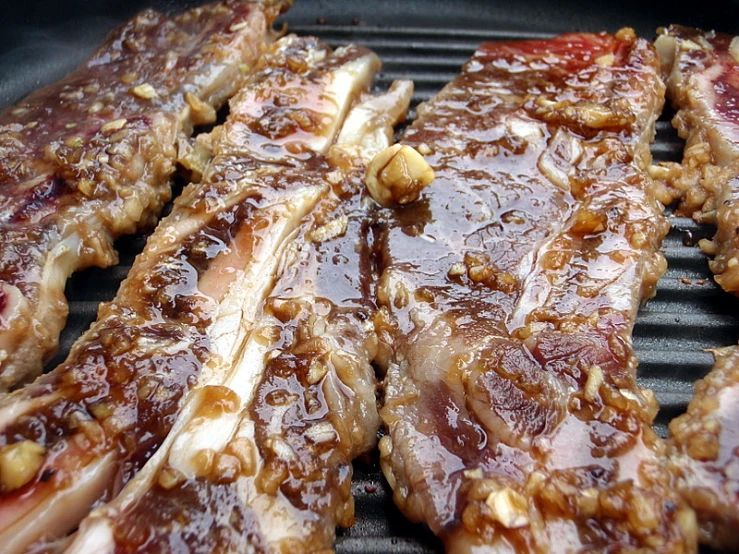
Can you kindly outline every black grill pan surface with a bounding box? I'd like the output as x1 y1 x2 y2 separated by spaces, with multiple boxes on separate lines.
3 2 739 552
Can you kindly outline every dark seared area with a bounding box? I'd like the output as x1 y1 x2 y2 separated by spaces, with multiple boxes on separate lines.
3 8 739 554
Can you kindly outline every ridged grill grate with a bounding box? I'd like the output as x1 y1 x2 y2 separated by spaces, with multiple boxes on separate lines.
8 19 738 554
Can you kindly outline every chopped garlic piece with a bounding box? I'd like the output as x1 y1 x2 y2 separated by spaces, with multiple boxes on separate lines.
507 119 543 141
417 143 432 155
595 53 615 67
309 216 348 243
485 487 530 529
185 92 216 126
699 238 719 256
158 466 185 490
448 262 466 277
0 440 46 492
306 360 329 385
584 364 604 402
366 144 435 207
679 39 701 51
131 83 159 99
266 437 297 462
229 21 248 32
463 468 484 480
619 389 640 402
304 422 337 444
101 119 127 133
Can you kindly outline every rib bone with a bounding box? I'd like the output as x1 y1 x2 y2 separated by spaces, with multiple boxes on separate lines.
62 39 405 554
376 30 697 553
0 0 290 389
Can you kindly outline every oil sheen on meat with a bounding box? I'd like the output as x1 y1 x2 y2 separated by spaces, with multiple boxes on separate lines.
375 29 698 553
0 0 289 390
655 25 739 294
60 36 412 554
655 27 739 552
667 346 739 551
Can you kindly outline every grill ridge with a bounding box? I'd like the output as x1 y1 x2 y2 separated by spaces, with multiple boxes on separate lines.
33 22 737 554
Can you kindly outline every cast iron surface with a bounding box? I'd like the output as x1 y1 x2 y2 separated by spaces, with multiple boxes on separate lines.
3 2 739 552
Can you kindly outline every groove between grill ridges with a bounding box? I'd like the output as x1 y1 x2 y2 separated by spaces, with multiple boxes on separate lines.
640 292 732 313
327 37 484 52
40 22 726 554
379 71 464 83
71 264 131 281
667 216 706 232
652 141 687 155
288 24 554 41
636 311 736 328
402 90 438 101
656 120 677 131
336 538 438 554
654 390 703 409
662 244 713 262
637 348 715 367
638 370 715 392
338 508 397 527
635 337 737 354
377 57 470 69
64 300 103 313
669 215 702 226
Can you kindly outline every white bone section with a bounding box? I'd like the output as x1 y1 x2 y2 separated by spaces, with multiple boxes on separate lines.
0 453 116 554
337 79 414 157
64 40 389 554
308 49 382 154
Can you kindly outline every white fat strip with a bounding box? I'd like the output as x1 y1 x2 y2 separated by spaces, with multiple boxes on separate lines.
168 202 321 474
64 185 325 553
336 79 414 156
306 49 381 155
41 229 89 302
184 8 269 116
62 521 113 554
0 453 117 554
65 394 206 554
207 187 324 365
221 418 313 546
166 331 271 476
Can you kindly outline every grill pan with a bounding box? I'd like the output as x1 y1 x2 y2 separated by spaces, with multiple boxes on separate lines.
2 1 739 552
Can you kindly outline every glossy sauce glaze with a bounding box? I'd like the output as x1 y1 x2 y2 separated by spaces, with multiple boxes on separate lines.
102 178 378 553
668 345 739 551
656 29 739 549
376 30 697 553
655 25 739 294
0 0 289 390
60 37 402 554
0 32 364 554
